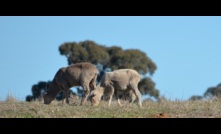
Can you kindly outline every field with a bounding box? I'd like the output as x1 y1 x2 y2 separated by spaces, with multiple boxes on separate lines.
1 97 221 118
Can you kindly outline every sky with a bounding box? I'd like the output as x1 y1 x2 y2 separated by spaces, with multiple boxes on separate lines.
0 16 221 101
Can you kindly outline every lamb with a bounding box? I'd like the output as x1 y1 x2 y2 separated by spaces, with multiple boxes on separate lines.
90 69 142 107
43 62 98 105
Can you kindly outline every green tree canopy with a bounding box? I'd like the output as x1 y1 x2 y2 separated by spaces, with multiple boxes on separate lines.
118 49 156 75
138 77 159 99
59 40 159 99
189 95 203 101
189 83 221 101
204 84 221 98
31 81 51 101
59 40 110 65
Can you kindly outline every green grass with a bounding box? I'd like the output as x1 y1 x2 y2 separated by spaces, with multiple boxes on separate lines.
1 98 221 118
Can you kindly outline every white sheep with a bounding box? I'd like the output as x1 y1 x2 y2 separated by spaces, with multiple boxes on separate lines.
90 69 142 107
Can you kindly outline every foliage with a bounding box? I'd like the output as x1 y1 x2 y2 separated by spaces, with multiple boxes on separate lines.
59 41 109 65
189 83 221 100
204 83 221 98
189 95 203 101
138 77 159 99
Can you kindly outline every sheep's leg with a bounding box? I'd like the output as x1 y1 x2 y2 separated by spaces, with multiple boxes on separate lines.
58 88 65 105
89 74 97 91
108 86 114 106
61 90 69 105
131 86 142 108
62 91 65 105
81 83 90 106
65 90 69 104
61 82 70 105
129 90 136 105
116 91 123 107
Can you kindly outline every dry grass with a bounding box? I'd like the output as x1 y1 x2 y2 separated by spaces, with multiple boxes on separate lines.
5 93 18 103
1 97 221 118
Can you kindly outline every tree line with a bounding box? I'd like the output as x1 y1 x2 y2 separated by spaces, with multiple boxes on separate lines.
189 83 221 101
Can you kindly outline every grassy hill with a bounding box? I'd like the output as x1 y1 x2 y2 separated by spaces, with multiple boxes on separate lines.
1 97 221 118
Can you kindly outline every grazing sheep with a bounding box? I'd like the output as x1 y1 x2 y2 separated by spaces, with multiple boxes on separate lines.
43 62 98 105
90 69 142 107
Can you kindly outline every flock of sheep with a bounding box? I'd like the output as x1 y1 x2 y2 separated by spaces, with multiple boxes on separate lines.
43 62 143 107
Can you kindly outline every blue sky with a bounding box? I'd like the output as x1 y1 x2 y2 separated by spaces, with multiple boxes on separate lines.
1 16 221 101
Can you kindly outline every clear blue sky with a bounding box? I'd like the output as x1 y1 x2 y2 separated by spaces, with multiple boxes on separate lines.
1 16 221 101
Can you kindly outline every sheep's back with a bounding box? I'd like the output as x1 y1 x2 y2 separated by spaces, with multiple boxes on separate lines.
101 69 140 87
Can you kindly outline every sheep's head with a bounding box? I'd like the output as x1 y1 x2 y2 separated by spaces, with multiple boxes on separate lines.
90 90 102 106
43 92 53 104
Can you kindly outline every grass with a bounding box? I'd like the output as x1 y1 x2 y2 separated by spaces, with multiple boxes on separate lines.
1 97 221 118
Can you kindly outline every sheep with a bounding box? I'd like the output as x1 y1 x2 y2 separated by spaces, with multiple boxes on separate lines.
43 62 98 105
90 69 142 107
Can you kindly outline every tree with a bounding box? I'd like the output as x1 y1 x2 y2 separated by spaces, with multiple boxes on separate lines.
59 40 159 99
114 49 156 75
59 40 109 65
189 83 221 101
31 81 51 101
138 77 159 99
189 95 203 101
204 83 221 98
26 95 34 102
